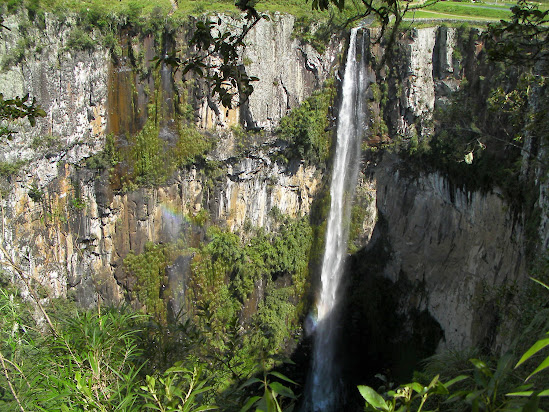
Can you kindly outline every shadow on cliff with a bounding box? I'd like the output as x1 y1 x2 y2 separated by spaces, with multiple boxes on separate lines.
337 213 445 409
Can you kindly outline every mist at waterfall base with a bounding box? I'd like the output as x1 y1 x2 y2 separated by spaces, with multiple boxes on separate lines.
301 27 366 412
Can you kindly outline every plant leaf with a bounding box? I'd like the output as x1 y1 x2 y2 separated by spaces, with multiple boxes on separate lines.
269 382 296 399
407 382 424 394
358 385 389 411
269 371 298 385
445 375 469 388
515 336 549 369
527 354 549 381
238 377 262 390
240 396 261 412
530 277 549 290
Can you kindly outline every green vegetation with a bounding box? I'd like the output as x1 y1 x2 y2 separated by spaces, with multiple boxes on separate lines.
0 206 307 410
0 93 45 140
0 289 216 411
30 134 62 151
0 0 547 411
87 114 212 191
85 133 119 171
187 216 313 339
406 1 513 21
3 249 545 411
0 159 25 177
27 181 43 202
119 212 314 388
359 281 549 412
0 0 333 22
66 27 96 51
348 184 375 254
124 241 186 323
277 80 336 165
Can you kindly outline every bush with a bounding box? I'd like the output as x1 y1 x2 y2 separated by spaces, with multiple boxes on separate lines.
175 126 212 167
66 27 97 51
124 241 185 323
277 81 335 165
0 159 25 177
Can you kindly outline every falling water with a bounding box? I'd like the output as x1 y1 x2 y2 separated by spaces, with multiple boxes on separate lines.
306 27 367 411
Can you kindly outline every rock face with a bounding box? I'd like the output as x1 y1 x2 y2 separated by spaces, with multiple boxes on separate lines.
4 157 320 306
0 14 541 357
0 12 331 306
0 13 108 172
194 13 340 133
240 13 338 131
372 156 525 352
348 25 538 355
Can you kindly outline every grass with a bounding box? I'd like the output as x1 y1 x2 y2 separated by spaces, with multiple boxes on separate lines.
28 0 173 14
0 0 330 19
2 0 538 28
406 1 514 21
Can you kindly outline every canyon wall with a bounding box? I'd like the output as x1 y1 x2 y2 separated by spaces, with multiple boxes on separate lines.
363 156 526 352
0 12 337 306
0 14 543 356
347 26 537 356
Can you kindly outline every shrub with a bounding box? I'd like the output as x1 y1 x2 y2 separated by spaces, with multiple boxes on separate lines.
277 81 335 165
175 126 212 167
66 27 96 51
124 241 185 323
0 159 25 177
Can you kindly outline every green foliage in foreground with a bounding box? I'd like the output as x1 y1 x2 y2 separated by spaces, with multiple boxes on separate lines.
361 351 549 411
359 279 549 412
0 93 45 141
120 214 313 398
0 283 298 412
1 258 547 412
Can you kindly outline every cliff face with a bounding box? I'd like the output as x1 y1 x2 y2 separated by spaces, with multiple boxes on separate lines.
0 12 336 306
0 15 542 355
347 26 538 356
365 156 525 352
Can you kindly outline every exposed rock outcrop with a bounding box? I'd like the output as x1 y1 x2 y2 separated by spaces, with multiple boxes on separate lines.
349 25 538 356
374 155 525 352
0 16 543 359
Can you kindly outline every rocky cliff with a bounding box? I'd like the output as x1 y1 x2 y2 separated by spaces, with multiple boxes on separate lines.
358 155 526 352
345 25 545 362
0 14 544 358
0 11 337 306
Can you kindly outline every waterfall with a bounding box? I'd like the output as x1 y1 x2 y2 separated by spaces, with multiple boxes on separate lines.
306 27 366 411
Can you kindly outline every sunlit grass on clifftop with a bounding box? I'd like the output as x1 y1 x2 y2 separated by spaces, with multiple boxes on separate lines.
405 0 513 22
0 0 332 19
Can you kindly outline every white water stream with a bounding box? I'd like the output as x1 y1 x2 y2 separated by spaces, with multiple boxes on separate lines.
307 27 367 411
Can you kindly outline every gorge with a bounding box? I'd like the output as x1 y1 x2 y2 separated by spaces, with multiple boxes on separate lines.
0 3 547 410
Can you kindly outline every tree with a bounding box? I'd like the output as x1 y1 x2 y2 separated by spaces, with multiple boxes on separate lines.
0 93 45 141
160 0 434 108
159 0 264 109
486 0 549 67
